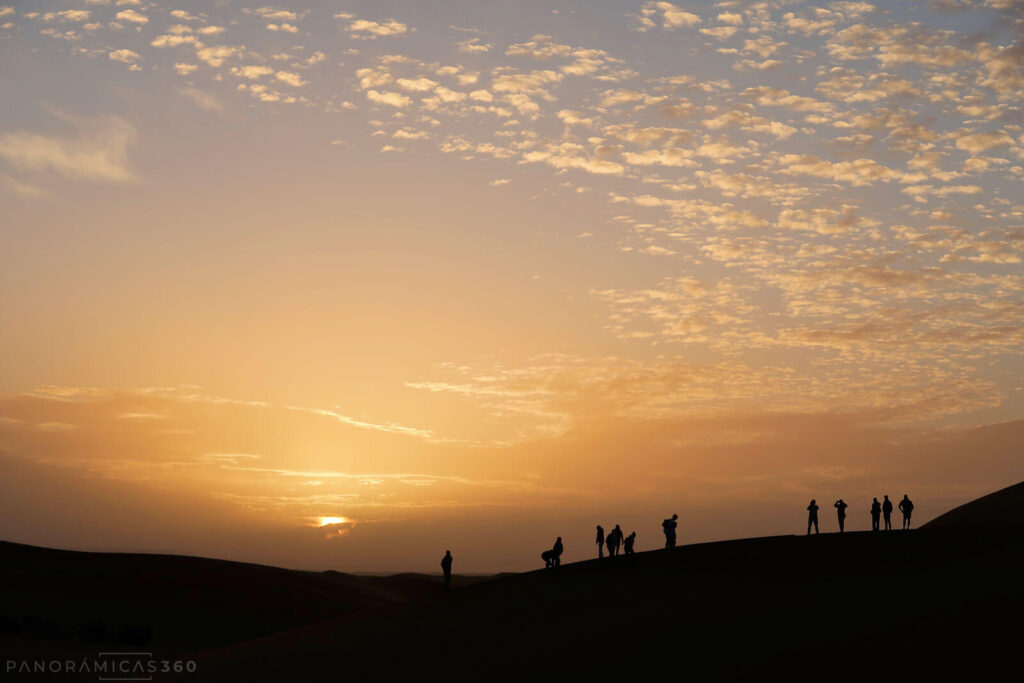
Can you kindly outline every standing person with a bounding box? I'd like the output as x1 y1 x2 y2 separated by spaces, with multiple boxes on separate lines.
882 495 894 531
662 514 678 549
870 498 882 531
834 499 848 533
596 525 605 559
623 531 637 555
552 536 564 567
806 499 820 535
899 494 914 530
440 550 453 591
611 524 624 556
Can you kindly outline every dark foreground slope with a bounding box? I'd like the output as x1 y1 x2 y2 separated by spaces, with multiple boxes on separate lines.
0 541 484 654
193 526 1023 681
923 480 1024 529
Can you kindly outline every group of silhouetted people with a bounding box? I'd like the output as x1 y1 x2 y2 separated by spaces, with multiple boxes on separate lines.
594 524 636 559
552 512 677 569
441 494 920 582
807 494 914 535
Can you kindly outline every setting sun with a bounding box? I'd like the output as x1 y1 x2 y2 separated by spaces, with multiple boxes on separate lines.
315 517 350 528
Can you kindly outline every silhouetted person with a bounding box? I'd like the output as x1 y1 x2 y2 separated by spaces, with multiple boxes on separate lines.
441 550 453 590
807 499 820 535
871 498 882 531
605 525 620 557
552 536 563 567
899 494 914 529
596 525 605 559
882 495 893 530
834 499 848 533
542 549 554 568
662 514 678 549
624 531 636 555
610 524 624 556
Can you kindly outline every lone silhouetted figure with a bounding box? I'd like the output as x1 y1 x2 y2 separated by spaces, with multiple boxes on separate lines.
441 550 453 590
662 514 678 549
624 531 636 555
899 494 914 529
834 499 848 532
882 495 893 530
596 525 605 559
807 499 820 535
552 536 563 567
871 498 882 531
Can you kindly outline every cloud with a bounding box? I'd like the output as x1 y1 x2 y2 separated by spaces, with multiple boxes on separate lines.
196 45 244 67
366 90 411 108
275 71 307 87
0 112 137 183
778 154 901 185
955 131 1014 154
458 38 492 53
108 48 140 63
346 18 410 39
232 65 274 80
115 9 147 24
637 2 702 31
41 10 90 23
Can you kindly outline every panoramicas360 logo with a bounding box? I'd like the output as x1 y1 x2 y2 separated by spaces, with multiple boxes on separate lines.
5 652 197 679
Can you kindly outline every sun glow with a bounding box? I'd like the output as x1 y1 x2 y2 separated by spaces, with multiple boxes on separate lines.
315 516 350 527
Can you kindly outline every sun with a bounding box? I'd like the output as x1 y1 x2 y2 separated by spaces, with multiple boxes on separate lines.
315 516 349 527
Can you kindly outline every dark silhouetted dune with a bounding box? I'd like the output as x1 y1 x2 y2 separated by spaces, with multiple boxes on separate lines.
922 480 1024 529
188 527 1022 680
3 483 1022 681
0 541 484 653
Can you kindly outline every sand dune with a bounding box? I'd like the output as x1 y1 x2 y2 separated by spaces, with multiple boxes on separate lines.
2 482 1021 680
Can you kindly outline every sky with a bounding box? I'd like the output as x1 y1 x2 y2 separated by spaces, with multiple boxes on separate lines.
1 0 1023 573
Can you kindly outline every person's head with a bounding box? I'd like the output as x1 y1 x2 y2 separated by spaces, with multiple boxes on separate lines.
596 524 602 529
884 495 889 500
903 494 908 499
556 536 562 542
445 550 451 555
874 497 879 502
672 514 678 520
810 499 816 504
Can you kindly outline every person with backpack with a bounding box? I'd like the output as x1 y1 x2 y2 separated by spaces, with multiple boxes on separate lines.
662 514 678 549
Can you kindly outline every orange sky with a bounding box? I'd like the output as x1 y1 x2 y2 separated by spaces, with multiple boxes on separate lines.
1 0 1023 571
